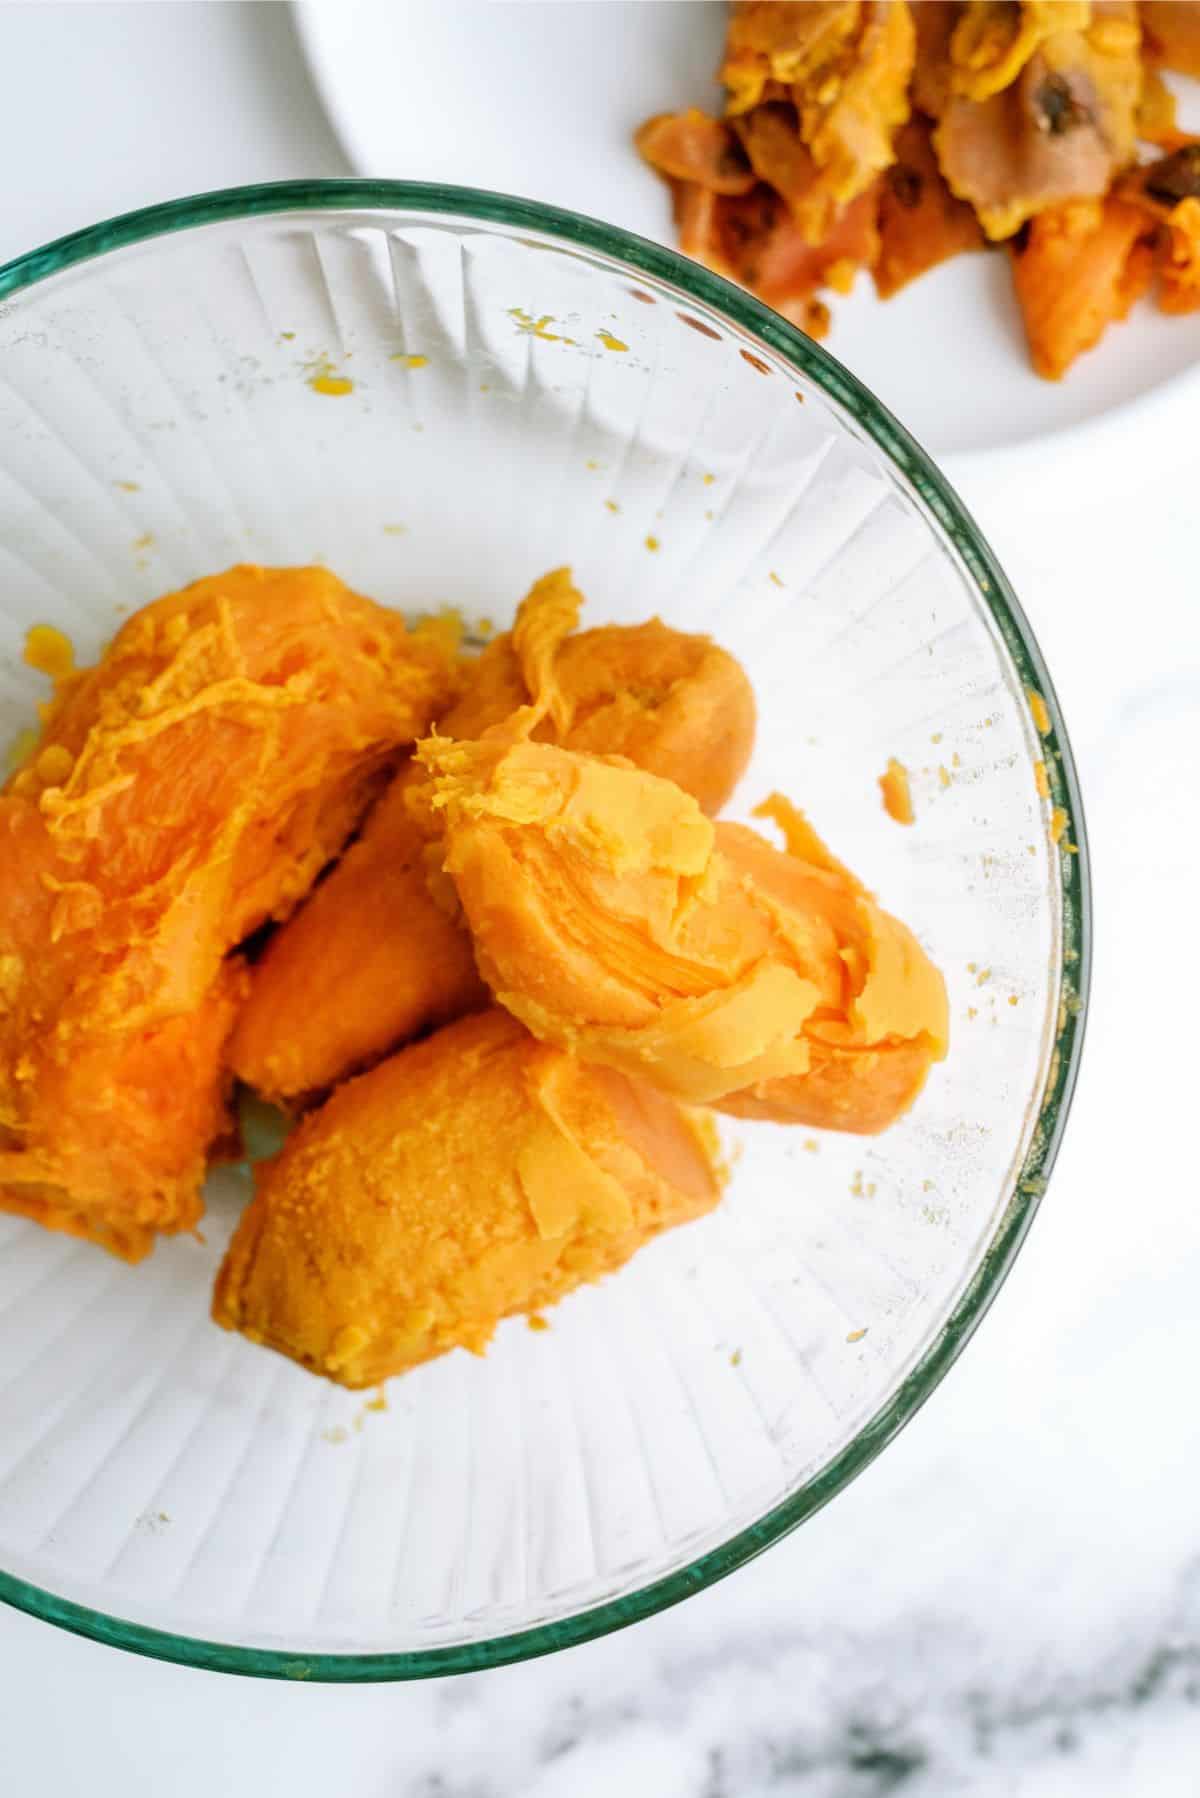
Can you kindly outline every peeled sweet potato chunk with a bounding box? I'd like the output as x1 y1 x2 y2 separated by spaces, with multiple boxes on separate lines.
213 1010 722 1387
420 737 947 1130
0 565 454 1258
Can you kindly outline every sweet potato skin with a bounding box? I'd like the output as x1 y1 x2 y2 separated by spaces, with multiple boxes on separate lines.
874 115 985 298
0 565 454 1258
934 4 1142 241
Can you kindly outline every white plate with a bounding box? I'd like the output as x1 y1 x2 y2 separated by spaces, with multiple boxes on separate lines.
295 0 1200 460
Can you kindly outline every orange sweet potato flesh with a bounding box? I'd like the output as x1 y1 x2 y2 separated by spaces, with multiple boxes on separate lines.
720 1 865 117
420 737 948 1130
213 1009 722 1387
229 572 756 1103
0 565 455 1259
444 580 757 816
225 766 487 1103
1011 194 1156 378
534 624 755 813
711 818 945 1131
1141 1 1200 77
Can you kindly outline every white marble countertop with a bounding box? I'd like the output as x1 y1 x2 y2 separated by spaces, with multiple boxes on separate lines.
1 7 1197 1795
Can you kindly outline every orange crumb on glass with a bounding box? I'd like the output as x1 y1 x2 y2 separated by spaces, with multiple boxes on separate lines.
1027 689 1052 735
23 624 75 681
879 757 915 825
309 372 353 396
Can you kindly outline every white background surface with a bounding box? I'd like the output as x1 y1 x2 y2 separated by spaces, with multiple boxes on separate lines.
1 6 1199 1795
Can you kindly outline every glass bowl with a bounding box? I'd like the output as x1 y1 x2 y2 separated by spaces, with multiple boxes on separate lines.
0 181 1089 1680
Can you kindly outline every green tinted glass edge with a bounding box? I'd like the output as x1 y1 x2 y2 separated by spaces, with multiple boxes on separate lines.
0 179 1091 1682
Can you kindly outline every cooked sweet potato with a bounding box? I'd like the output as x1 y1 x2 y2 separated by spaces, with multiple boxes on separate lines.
213 1010 722 1387
421 737 947 1130
875 114 987 295
670 177 724 263
722 2 914 235
911 0 960 118
1120 142 1200 311
733 101 831 232
720 1 864 117
797 0 916 221
935 3 1143 239
225 765 487 1105
1136 63 1180 145
703 179 882 320
1011 193 1156 376
948 1 1091 104
1154 193 1200 312
0 565 454 1258
513 615 757 817
1140 0 1200 77
634 109 756 193
711 808 946 1130
640 0 1200 375
230 572 756 1104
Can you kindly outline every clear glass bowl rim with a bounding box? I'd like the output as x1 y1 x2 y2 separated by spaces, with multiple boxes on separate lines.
0 178 1091 1682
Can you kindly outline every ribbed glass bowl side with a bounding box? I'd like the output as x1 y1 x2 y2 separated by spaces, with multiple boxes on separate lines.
0 183 1088 1679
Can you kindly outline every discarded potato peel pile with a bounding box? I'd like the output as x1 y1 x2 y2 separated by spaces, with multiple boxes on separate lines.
637 0 1200 378
1 564 947 1387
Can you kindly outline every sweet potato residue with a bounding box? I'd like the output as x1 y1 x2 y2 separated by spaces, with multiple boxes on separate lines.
879 756 915 824
638 0 1198 377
